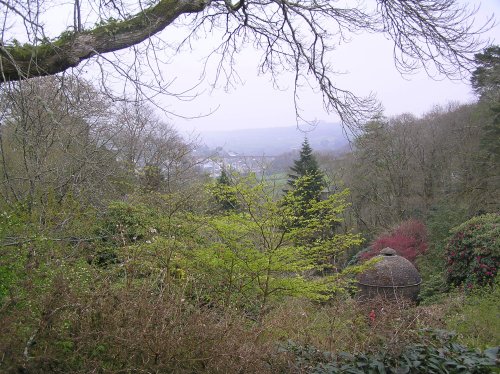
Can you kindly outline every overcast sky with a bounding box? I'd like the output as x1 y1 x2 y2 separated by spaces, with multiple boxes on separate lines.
167 0 500 133
6 0 499 134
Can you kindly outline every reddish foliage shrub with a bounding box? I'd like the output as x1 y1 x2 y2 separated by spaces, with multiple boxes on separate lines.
361 220 428 263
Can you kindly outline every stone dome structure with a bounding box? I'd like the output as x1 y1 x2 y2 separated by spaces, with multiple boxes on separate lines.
357 247 422 301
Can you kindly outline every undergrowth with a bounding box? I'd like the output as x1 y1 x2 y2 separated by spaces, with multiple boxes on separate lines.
282 330 498 374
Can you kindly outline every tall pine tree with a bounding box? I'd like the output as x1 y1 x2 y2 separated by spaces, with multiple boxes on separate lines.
287 138 325 201
284 138 327 234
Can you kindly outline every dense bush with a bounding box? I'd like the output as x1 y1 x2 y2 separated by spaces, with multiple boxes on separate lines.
361 220 428 263
0 277 282 373
2 266 498 373
264 296 442 357
445 213 499 288
97 201 158 245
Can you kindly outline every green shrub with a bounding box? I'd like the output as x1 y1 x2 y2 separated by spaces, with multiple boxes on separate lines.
446 280 500 350
418 203 469 302
445 213 499 288
97 201 156 245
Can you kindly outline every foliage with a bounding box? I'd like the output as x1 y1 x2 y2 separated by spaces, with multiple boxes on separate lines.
284 174 328 229
481 101 500 163
445 213 499 288
187 175 364 317
93 194 204 285
282 329 498 373
263 295 441 358
0 277 282 373
98 201 157 245
210 168 239 212
283 140 359 270
187 213 327 314
0 76 120 211
140 164 164 192
283 184 363 270
361 220 428 263
417 203 469 302
0 207 29 304
446 281 500 350
426 203 469 247
0 194 99 307
1 68 500 372
342 103 499 233
471 45 500 162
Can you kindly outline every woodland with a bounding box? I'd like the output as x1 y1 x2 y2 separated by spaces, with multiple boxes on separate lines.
0 0 499 373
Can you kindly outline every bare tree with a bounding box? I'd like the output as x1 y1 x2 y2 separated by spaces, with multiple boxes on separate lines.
111 101 204 194
0 76 120 211
322 101 499 233
0 0 494 128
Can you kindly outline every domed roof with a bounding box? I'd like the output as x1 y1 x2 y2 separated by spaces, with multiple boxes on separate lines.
358 247 421 287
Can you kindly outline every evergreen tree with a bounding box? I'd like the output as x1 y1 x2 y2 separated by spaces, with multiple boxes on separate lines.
471 45 500 102
284 139 327 235
212 168 238 211
218 168 231 186
287 138 325 201
471 45 500 162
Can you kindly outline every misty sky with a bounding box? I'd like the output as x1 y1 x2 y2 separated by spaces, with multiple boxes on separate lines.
168 0 500 133
7 0 499 134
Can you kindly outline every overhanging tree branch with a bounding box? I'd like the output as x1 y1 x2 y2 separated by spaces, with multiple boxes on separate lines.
0 0 210 82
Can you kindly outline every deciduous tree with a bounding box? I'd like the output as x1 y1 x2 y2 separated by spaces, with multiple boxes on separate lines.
189 174 362 317
0 76 118 211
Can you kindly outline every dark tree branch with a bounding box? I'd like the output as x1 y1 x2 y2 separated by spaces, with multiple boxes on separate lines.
0 0 210 82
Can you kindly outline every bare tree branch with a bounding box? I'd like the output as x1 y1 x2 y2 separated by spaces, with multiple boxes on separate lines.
0 0 494 128
0 0 210 82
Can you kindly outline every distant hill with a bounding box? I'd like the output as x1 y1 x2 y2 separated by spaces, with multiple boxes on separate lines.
198 122 350 156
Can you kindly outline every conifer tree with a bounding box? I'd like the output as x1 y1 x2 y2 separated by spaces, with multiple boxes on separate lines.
284 138 327 235
471 45 500 162
213 168 238 211
287 138 325 201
